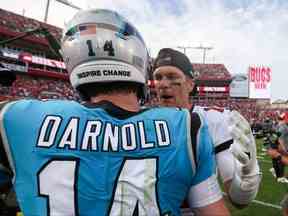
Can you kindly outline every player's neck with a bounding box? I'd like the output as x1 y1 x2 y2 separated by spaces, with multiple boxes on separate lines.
182 95 193 109
187 103 193 110
90 93 140 112
182 101 193 110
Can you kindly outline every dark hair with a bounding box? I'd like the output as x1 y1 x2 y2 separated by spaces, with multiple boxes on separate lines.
77 82 143 100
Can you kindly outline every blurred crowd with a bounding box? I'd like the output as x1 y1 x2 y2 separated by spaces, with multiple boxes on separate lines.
0 8 62 41
145 92 286 126
0 75 79 101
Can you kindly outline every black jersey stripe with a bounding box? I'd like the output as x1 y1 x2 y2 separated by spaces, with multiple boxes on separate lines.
190 112 202 169
215 139 233 154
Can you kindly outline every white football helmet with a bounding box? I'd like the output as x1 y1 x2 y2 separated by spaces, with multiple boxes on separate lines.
61 9 149 100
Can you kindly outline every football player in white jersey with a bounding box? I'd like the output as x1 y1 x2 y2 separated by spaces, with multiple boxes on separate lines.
152 48 262 209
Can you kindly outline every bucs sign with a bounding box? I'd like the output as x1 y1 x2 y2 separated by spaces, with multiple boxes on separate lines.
248 66 271 99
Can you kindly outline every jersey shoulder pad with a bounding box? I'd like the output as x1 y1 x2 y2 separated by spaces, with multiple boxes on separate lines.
0 101 10 111
194 105 229 121
0 99 46 117
0 100 17 114
203 105 225 113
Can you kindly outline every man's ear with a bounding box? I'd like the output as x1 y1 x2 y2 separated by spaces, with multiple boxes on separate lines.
186 78 195 94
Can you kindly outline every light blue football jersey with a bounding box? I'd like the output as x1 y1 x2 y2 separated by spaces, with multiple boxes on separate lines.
0 99 215 216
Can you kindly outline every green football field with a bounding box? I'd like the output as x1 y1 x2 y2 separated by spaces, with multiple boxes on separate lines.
227 138 287 215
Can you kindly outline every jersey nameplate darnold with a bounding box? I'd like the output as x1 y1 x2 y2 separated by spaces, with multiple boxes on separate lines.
36 115 171 152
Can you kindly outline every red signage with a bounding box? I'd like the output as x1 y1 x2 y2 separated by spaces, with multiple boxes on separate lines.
19 52 32 62
197 86 229 92
32 56 66 69
249 66 271 89
248 66 272 99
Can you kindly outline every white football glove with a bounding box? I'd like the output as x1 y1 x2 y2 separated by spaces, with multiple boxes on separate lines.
227 110 258 175
227 110 262 206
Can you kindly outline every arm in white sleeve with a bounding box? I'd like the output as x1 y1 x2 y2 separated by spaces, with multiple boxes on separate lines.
188 174 223 208
216 148 235 183
187 112 224 208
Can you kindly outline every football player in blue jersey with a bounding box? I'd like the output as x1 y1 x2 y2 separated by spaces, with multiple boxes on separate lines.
0 9 230 215
152 48 261 210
